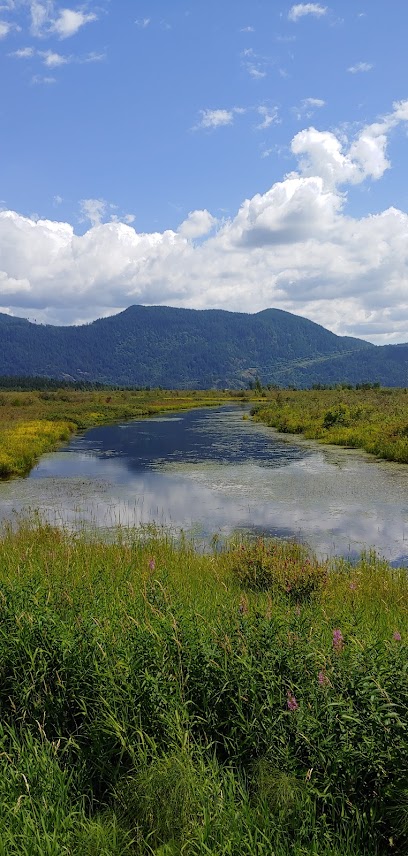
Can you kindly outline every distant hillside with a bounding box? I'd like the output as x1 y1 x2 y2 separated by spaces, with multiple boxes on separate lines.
0 305 407 388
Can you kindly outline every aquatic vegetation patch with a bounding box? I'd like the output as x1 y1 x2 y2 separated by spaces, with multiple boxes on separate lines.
0 388 246 479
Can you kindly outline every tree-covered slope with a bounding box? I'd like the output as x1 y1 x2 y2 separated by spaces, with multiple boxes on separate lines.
0 304 406 388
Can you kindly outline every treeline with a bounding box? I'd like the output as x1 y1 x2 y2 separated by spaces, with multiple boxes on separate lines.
0 376 168 392
0 375 109 391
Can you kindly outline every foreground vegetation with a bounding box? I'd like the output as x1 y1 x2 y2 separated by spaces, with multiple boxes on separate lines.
252 386 408 463
0 387 247 479
0 522 406 854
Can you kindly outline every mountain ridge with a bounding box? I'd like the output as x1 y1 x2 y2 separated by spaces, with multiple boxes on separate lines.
0 305 406 388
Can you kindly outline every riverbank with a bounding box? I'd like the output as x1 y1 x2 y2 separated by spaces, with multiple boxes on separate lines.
252 387 408 463
0 388 250 479
0 522 406 855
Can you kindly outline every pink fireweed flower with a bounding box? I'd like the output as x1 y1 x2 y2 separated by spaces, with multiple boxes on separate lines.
349 581 357 591
393 631 402 641
287 692 299 711
332 628 344 653
318 671 329 687
148 557 156 571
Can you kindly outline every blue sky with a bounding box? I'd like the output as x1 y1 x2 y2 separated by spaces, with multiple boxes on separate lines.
1 1 408 343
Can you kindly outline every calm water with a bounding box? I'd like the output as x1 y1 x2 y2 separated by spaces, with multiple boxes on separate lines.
1 405 408 564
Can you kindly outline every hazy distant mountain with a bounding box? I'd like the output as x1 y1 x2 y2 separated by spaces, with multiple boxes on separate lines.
0 305 407 388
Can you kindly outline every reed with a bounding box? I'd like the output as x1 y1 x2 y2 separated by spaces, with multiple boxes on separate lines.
252 387 408 463
0 521 406 854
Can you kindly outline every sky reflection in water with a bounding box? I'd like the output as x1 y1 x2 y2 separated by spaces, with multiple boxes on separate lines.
1 406 408 564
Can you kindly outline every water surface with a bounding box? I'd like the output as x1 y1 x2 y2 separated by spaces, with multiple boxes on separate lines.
1 405 408 564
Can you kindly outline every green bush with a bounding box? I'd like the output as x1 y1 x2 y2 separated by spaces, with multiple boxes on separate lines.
228 538 327 600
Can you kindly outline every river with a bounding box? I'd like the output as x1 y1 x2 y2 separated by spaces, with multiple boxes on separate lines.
1 405 408 564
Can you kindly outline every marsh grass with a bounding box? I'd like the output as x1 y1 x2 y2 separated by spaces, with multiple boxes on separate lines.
252 387 408 463
0 521 406 853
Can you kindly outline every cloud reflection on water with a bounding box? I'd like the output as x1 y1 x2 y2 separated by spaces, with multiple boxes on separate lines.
0 406 407 565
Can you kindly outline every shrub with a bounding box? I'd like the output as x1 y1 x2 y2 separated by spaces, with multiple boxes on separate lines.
323 403 351 429
228 538 327 600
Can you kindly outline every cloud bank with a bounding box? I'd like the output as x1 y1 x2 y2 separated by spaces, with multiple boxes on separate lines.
2 101 408 343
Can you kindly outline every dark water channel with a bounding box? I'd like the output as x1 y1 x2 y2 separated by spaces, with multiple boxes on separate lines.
1 405 408 564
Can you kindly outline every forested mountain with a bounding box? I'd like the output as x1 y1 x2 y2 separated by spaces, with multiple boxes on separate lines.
0 305 407 388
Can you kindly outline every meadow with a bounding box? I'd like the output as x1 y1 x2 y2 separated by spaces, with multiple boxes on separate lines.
252 386 408 463
0 521 406 855
0 387 247 479
0 384 407 853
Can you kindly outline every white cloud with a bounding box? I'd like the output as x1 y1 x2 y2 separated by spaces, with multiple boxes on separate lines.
27 2 97 38
29 1 54 36
52 8 97 38
178 210 217 240
2 101 408 342
0 19 11 37
256 106 279 130
40 49 68 66
9 45 35 56
135 17 150 28
348 61 373 73
79 198 107 227
247 65 266 79
303 97 325 108
9 45 105 69
240 47 269 80
80 51 105 63
293 97 325 120
31 73 55 83
290 102 397 188
195 108 244 130
288 4 327 22
240 25 254 32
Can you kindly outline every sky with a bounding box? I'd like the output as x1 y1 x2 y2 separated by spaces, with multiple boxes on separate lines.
1 1 408 343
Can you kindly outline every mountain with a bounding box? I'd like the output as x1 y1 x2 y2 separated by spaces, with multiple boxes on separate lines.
0 305 407 388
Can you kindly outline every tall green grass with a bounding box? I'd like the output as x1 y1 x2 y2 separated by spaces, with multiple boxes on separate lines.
0 522 406 853
252 387 408 463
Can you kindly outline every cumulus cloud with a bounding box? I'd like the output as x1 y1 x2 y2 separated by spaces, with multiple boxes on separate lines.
39 48 67 66
291 107 393 188
27 2 97 38
2 101 408 342
288 4 327 22
178 210 217 240
52 7 97 38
